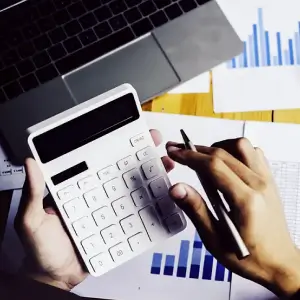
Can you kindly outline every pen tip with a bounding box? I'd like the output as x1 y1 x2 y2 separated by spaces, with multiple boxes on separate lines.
180 129 190 144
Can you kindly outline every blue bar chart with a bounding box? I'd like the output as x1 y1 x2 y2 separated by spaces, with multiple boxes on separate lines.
150 231 231 282
227 8 300 69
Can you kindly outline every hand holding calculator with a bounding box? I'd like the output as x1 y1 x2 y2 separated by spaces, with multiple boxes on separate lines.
27 84 186 277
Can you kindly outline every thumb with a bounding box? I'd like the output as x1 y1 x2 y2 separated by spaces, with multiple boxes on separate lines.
169 183 215 238
16 158 46 231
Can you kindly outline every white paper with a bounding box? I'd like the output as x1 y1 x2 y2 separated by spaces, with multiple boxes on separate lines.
0 112 244 300
230 121 300 300
168 72 210 94
0 144 25 191
213 0 300 112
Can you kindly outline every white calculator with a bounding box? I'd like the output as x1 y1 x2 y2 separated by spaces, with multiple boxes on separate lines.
27 84 186 277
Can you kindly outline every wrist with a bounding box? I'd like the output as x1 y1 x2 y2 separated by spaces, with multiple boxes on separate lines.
26 273 72 291
19 257 72 291
266 249 300 298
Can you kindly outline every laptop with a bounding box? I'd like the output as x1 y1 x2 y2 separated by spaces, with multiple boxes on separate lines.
0 0 242 163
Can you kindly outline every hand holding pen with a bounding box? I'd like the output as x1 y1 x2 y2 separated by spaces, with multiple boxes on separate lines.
166 135 300 298
180 129 249 259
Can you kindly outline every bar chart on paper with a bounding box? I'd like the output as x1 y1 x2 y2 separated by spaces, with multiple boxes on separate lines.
227 7 300 69
150 231 231 282
213 0 300 112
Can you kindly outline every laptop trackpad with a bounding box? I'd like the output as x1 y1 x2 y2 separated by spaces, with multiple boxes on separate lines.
64 35 179 104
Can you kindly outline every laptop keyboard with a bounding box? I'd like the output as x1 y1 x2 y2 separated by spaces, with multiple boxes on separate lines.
0 0 210 102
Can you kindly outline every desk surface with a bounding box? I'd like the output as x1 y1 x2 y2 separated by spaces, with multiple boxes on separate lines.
1 84 300 242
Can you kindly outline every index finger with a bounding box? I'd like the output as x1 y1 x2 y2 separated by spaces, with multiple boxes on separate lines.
167 142 265 190
212 138 271 178
167 147 252 208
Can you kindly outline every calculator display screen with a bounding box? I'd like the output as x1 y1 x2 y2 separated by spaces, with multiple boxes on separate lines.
51 162 88 185
33 93 139 163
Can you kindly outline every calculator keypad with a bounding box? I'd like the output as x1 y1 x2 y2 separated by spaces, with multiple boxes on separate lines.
73 216 95 238
90 252 113 274
149 177 169 198
165 213 185 234
141 159 160 179
63 198 87 219
123 169 143 189
136 147 153 161
117 156 135 170
92 206 115 228
82 234 104 256
139 206 163 242
120 214 143 236
128 232 149 252
97 165 117 181
157 197 176 217
103 178 125 199
78 175 98 191
112 197 135 218
54 134 186 277
130 133 146 147
131 187 150 207
84 187 107 209
109 242 131 263
101 225 123 245
57 185 78 201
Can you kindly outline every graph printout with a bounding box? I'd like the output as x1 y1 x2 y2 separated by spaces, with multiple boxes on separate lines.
213 0 300 112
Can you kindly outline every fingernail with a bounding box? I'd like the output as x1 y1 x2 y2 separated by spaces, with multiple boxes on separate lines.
167 146 181 153
170 184 187 199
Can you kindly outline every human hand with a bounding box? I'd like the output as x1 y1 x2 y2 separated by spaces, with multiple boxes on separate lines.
15 129 174 291
167 138 300 298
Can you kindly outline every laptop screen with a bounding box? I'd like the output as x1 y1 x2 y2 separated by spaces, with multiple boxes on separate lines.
0 0 26 11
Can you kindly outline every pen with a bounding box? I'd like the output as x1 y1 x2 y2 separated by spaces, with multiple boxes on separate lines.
180 129 250 260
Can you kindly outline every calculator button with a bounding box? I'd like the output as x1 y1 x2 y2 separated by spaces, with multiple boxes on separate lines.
92 206 115 228
117 156 135 170
72 216 95 239
141 159 161 179
128 232 150 252
136 147 153 161
139 206 163 242
165 213 185 233
131 187 151 207
57 185 78 201
84 187 107 209
78 176 97 191
63 198 87 219
90 252 113 274
130 133 146 147
98 165 117 181
112 197 135 218
157 197 176 217
109 242 131 263
103 178 125 199
123 169 143 189
120 214 143 235
149 177 169 198
81 234 104 256
101 224 123 245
